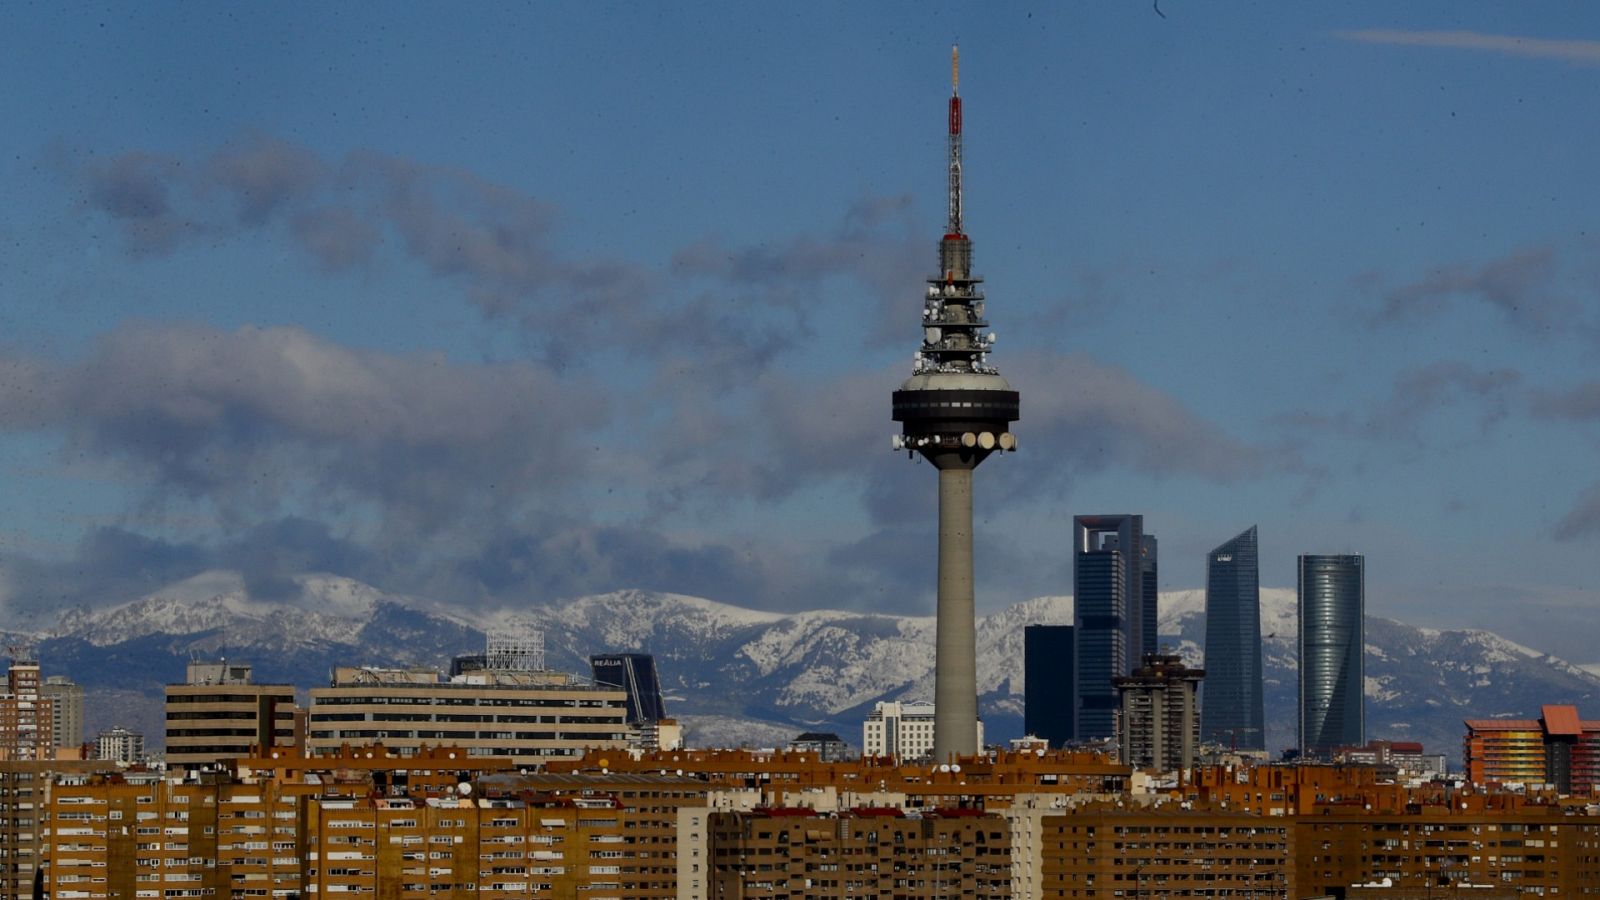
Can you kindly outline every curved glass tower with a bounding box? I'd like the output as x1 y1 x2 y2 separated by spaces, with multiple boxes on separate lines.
1297 554 1364 758
1202 526 1264 750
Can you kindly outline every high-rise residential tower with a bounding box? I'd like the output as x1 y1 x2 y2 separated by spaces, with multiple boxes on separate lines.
1298 554 1365 758
1202 526 1264 750
1024 624 1074 747
1115 652 1205 772
1072 515 1156 741
41 675 84 754
890 47 1019 760
0 653 52 762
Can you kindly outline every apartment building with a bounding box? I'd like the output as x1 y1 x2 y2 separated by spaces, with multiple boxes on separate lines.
302 772 709 899
707 807 1012 900
40 676 84 755
547 746 1134 807
1040 803 1291 898
1293 798 1600 897
0 759 117 900
1113 651 1204 772
0 656 53 763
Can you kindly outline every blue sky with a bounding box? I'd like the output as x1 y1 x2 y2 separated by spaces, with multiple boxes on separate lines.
2 2 1599 660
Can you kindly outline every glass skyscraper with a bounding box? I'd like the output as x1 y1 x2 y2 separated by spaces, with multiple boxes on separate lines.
1024 624 1074 747
1298 554 1365 758
1201 526 1264 750
590 653 667 725
1073 515 1155 741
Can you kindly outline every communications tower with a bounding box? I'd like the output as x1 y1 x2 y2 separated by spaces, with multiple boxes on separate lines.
891 47 1020 760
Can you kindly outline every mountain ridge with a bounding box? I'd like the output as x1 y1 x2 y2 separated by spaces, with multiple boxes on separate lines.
27 571 1600 761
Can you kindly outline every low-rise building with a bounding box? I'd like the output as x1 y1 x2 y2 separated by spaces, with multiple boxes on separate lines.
307 665 630 765
862 700 984 760
785 731 851 761
1335 739 1447 778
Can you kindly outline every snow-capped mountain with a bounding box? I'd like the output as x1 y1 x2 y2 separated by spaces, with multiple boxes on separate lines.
31 573 1600 762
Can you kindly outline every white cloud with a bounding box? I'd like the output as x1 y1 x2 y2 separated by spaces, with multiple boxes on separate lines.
1336 29 1600 66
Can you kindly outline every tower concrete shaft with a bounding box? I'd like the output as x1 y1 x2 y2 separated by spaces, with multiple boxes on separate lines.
891 47 1019 761
935 466 976 760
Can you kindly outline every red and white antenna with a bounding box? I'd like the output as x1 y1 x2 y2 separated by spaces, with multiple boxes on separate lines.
946 45 964 238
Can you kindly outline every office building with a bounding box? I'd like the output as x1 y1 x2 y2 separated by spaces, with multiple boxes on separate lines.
1114 652 1204 771
590 652 667 724
164 660 296 771
1298 554 1365 758
1073 514 1156 740
1023 624 1074 746
862 700 983 760
1465 704 1600 793
307 665 630 764
94 725 144 764
1201 525 1265 750
1136 533 1158 666
39 675 83 754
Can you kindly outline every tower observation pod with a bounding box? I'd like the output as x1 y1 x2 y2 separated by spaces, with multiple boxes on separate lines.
890 46 1020 761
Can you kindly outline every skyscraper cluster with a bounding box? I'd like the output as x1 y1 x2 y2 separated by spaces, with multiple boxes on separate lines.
880 47 1373 769
1025 519 1367 761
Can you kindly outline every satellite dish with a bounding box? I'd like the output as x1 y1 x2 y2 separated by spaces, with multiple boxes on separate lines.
457 782 473 796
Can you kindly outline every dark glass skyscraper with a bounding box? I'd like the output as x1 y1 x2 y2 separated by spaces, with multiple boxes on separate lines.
1201 526 1264 750
1298 554 1364 758
1024 624 1074 747
590 654 667 725
1073 515 1155 741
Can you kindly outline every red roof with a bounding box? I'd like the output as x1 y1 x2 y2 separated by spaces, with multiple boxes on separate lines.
1465 719 1541 731
1390 741 1424 753
1542 705 1583 736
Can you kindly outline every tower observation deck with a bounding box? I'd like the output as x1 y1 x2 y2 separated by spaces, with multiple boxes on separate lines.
891 47 1019 761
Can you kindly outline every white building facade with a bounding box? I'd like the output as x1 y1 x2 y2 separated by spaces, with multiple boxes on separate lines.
862 700 983 760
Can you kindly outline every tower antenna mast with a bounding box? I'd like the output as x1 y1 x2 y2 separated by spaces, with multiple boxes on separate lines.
947 45 963 238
